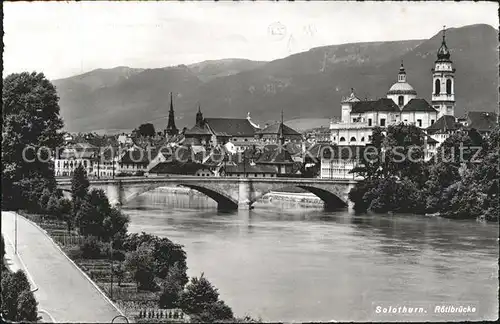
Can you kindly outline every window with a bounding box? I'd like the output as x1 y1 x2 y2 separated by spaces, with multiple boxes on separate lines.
380 118 386 127
340 137 346 142
417 119 422 127
431 119 435 125
446 79 452 95
350 137 356 142
255 173 258 177
368 118 372 126
368 135 372 141
435 79 440 95
398 96 404 106
361 137 365 142
404 119 408 123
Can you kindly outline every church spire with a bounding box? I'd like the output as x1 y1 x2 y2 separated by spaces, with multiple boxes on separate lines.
279 110 285 145
166 92 179 136
437 25 451 61
196 103 204 127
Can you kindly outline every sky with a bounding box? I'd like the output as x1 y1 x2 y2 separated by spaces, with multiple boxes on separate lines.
3 1 498 80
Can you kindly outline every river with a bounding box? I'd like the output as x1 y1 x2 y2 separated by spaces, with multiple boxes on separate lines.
123 188 499 322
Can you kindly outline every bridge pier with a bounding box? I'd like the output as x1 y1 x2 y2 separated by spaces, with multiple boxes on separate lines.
237 179 252 210
106 181 123 208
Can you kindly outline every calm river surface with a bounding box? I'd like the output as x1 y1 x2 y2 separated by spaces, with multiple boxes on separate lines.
123 189 498 322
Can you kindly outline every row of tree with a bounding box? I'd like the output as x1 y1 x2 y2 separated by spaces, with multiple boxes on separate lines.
1 235 39 322
349 123 498 221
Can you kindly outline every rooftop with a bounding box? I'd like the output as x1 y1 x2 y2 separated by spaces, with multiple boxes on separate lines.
258 122 302 136
427 115 461 132
402 99 437 112
351 98 400 113
466 111 498 132
205 118 257 137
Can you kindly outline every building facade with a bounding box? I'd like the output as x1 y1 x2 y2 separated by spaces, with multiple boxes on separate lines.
330 28 456 147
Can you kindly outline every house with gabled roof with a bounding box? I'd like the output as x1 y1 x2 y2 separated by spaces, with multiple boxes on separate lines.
183 106 259 148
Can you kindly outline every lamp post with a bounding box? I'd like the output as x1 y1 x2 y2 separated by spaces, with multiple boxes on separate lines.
110 240 114 300
14 212 18 254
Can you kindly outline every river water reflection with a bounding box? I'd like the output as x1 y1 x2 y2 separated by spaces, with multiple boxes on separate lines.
123 189 498 322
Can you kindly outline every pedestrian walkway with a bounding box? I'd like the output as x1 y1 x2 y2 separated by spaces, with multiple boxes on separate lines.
1 211 124 323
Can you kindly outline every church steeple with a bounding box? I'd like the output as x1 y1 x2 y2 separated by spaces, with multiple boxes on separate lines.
398 60 407 83
166 92 179 136
437 25 451 62
196 104 204 127
432 25 456 119
279 110 285 145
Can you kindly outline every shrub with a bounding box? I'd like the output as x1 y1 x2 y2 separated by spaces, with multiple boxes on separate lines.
100 244 126 261
66 246 84 260
79 238 102 259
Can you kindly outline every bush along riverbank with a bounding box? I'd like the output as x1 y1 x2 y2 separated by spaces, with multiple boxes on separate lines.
349 124 499 222
14 165 260 323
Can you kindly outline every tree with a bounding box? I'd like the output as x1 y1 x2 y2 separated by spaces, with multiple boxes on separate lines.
152 238 187 279
138 123 156 138
191 300 234 323
159 275 182 309
124 243 156 290
75 189 110 238
178 273 233 322
45 193 61 216
38 188 52 212
2 72 64 210
17 290 39 322
113 263 125 287
179 274 219 315
102 208 130 242
71 164 89 228
1 235 5 262
1 270 39 322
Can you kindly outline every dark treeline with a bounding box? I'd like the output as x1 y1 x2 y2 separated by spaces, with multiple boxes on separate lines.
349 124 498 222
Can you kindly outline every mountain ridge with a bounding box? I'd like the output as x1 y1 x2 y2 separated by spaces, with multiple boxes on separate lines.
52 23 498 133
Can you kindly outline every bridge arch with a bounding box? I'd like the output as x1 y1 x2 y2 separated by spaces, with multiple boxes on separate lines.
121 182 238 210
248 183 348 210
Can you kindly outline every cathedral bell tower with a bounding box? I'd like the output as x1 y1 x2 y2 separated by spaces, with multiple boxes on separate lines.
432 26 456 119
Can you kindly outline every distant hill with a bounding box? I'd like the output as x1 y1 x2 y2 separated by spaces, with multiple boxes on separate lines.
187 58 267 82
52 24 498 133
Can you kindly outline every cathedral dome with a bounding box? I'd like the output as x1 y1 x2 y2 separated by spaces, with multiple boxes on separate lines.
387 82 417 95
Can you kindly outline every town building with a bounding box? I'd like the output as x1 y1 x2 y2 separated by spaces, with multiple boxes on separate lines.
184 106 260 148
330 28 456 147
223 162 277 178
426 115 461 146
459 111 498 135
255 146 297 176
319 145 366 180
54 142 99 177
257 112 303 144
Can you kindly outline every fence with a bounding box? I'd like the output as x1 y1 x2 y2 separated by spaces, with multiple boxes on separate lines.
136 309 188 322
52 234 89 247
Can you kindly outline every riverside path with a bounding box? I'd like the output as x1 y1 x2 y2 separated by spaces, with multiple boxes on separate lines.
1 211 124 323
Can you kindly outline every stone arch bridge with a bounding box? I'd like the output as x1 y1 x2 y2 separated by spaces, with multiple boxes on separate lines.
56 176 358 210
